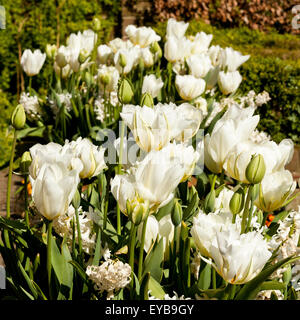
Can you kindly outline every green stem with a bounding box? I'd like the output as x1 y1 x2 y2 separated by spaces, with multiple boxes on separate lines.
211 174 218 191
75 207 83 262
28 76 32 96
47 220 53 300
138 216 148 280
129 223 136 274
24 175 30 228
6 130 17 219
241 185 253 234
212 268 217 289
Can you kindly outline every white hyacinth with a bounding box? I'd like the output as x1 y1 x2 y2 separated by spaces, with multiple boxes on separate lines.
86 260 131 299
19 92 42 121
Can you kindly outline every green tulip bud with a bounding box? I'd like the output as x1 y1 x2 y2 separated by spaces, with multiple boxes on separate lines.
79 49 89 64
11 104 26 130
20 151 32 175
99 73 111 86
204 189 215 214
118 78 134 104
92 17 101 31
46 44 57 60
171 199 183 227
250 183 260 201
85 72 94 86
229 188 245 215
245 154 266 184
119 53 127 68
150 41 162 60
140 92 154 108
138 57 144 73
72 189 81 209
126 197 149 226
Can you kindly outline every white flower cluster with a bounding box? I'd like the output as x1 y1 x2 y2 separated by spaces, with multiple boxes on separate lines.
48 92 72 116
53 205 96 255
19 92 42 121
94 91 119 122
86 259 131 299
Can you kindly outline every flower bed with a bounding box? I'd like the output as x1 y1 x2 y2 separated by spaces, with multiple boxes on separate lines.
1 18 300 301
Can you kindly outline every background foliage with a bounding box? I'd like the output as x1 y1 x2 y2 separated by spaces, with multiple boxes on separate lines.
0 0 122 167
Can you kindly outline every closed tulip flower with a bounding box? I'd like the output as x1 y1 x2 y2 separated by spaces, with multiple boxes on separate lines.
97 44 113 64
190 32 213 54
175 75 206 101
166 18 189 39
114 47 140 74
32 161 82 220
204 105 259 173
218 71 242 95
187 54 212 78
142 74 164 98
55 45 71 69
66 137 107 179
21 49 46 76
97 65 119 93
255 170 297 213
164 36 191 63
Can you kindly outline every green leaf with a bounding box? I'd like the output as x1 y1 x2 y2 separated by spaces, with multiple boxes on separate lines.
235 255 300 300
148 276 165 300
183 191 199 221
142 238 164 282
260 281 286 291
156 198 174 221
51 239 73 299
198 262 212 290
139 272 151 300
17 260 38 300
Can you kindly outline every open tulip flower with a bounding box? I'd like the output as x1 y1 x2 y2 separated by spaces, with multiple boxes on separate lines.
2 17 300 302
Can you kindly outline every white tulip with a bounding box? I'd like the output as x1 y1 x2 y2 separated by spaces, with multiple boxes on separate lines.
54 61 72 79
187 54 212 78
137 215 159 252
255 170 297 212
55 45 71 68
32 161 81 220
164 36 191 63
140 47 154 67
114 47 141 74
97 44 113 64
190 32 213 54
210 230 271 284
208 45 223 67
108 38 134 53
218 71 242 95
191 210 239 257
125 25 161 48
97 65 119 93
220 47 250 72
175 75 206 101
142 74 164 98
111 144 190 213
21 49 46 76
224 139 294 183
67 29 97 54
215 187 235 212
204 105 259 173
121 102 203 151
166 18 189 39
65 137 107 179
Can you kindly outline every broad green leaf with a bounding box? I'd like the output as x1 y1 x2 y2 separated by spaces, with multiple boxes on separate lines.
142 238 164 282
260 280 286 291
156 198 174 221
198 262 211 290
17 260 38 300
235 255 300 300
140 272 151 300
148 276 165 300
183 191 199 221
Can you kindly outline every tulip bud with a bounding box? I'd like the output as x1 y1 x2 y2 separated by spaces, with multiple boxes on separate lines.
11 104 26 130
150 41 162 60
46 44 57 60
140 92 154 108
92 17 101 32
118 78 134 104
20 151 32 175
171 199 183 227
204 189 215 214
245 154 266 184
119 53 127 69
126 197 149 226
138 58 144 73
72 189 81 209
99 73 111 87
85 72 94 87
79 49 89 64
250 183 260 202
229 188 245 215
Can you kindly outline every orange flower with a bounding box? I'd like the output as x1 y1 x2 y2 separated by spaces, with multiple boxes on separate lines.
265 214 275 227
